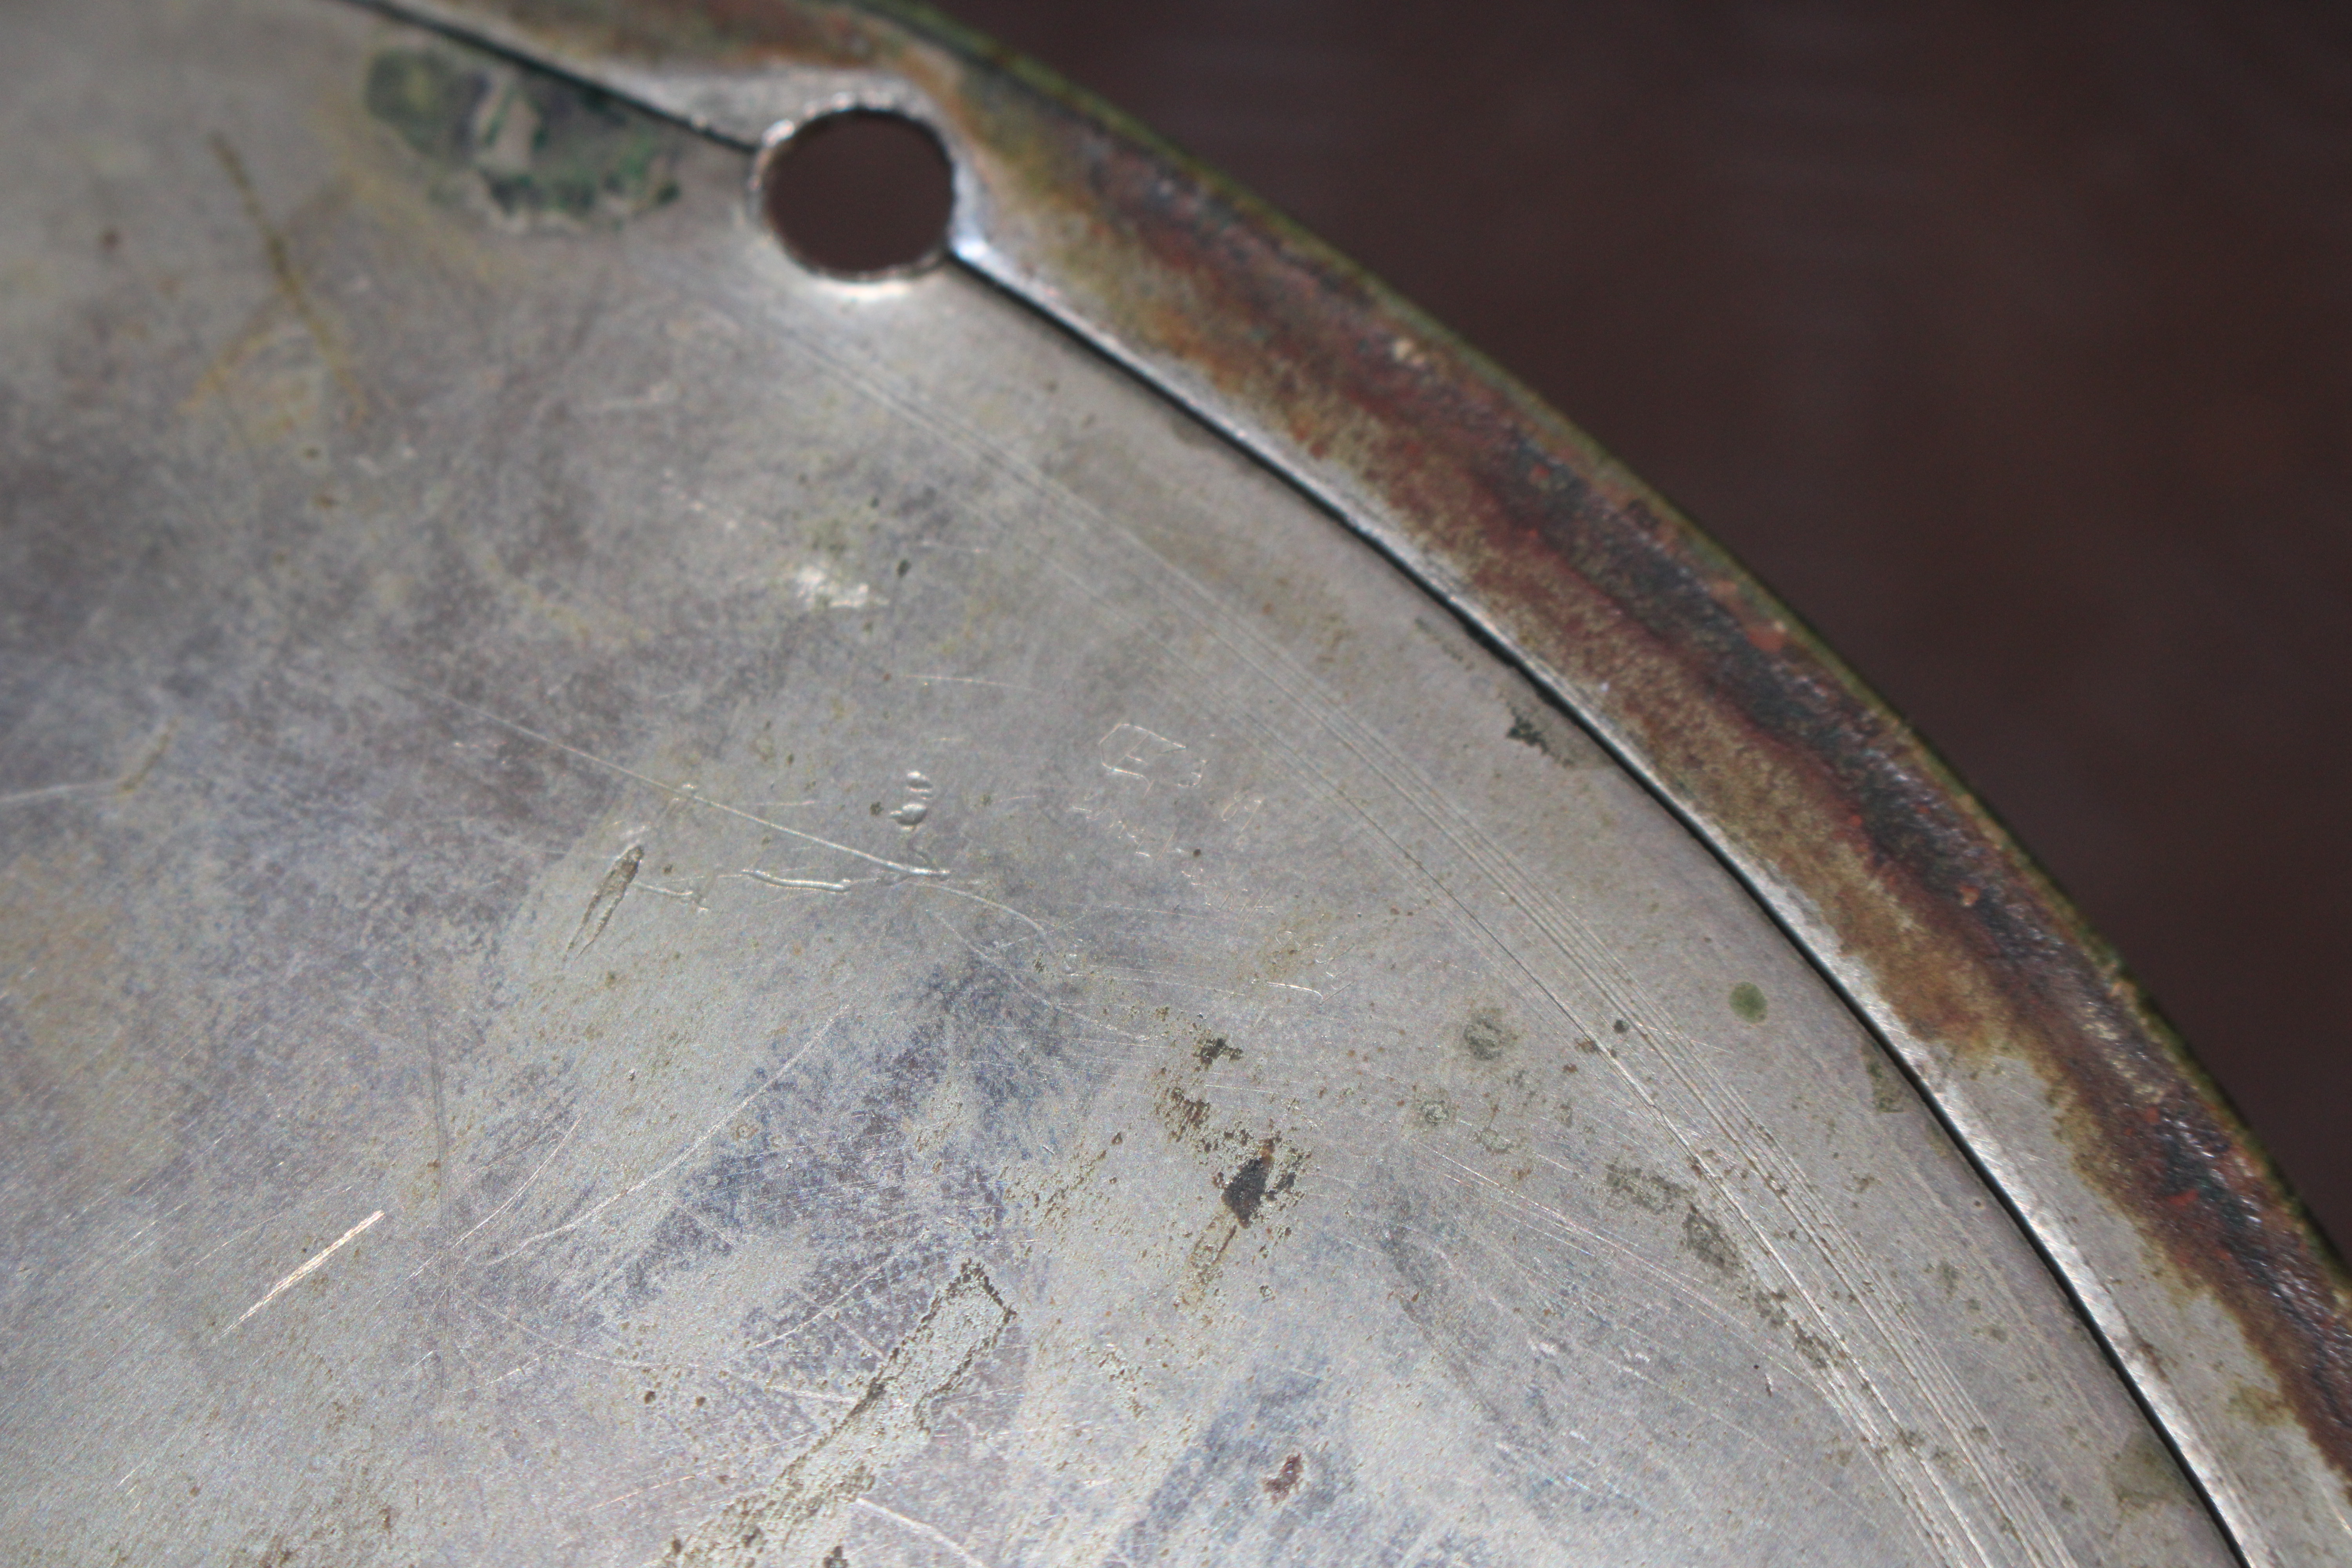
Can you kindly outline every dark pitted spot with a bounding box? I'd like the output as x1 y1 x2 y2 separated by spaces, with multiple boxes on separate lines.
1462 1009 1518 1060
1223 1138 1292 1225
1196 1034 1241 1066
1224 1152 1272 1224
1606 1161 1687 1215
1682 1205 1740 1274
1264 1452 1304 1502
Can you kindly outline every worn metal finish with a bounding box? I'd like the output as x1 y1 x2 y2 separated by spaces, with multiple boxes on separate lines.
318 1 2352 1561
0 2 2339 1567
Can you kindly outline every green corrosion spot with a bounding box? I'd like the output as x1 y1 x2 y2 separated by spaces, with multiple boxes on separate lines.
364 46 682 225
1729 982 1768 1023
365 49 485 165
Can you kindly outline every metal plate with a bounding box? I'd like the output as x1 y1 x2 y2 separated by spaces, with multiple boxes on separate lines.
0 0 2342 1563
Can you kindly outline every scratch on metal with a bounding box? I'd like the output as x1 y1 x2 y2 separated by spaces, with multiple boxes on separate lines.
416 686 946 880
732 868 857 894
677 1260 1013 1566
851 1497 997 1568
485 1010 847 1263
231 1209 383 1328
0 780 104 811
571 845 642 953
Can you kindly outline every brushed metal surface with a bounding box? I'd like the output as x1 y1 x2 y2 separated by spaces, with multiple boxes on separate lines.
0 1 2239 1563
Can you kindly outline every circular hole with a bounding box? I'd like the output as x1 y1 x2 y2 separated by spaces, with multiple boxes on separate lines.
759 110 954 279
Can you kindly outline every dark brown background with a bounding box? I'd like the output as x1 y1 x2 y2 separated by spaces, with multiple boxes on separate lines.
944 0 2352 1247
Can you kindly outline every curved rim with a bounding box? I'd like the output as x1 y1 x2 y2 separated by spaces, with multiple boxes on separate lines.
349 2 2352 1558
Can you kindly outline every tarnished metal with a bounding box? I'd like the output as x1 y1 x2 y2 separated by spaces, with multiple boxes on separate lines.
337 0 2352 1557
1 0 2345 1563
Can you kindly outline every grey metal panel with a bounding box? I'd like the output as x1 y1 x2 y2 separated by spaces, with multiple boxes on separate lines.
0 0 2251 1563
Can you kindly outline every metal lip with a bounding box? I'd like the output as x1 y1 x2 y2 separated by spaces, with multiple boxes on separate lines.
344 1 2352 1557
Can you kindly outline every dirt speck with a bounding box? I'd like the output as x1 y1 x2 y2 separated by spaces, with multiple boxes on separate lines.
1729 982 1767 1023
1264 1452 1305 1502
1159 1086 1210 1137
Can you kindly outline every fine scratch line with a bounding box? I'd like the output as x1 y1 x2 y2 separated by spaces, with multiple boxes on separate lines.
904 673 1041 695
484 1010 846 1264
853 1498 997 1568
679 1260 1012 1567
417 688 945 880
0 780 103 811
916 882 1051 941
411 1115 580 1278
234 1210 383 1326
734 868 858 894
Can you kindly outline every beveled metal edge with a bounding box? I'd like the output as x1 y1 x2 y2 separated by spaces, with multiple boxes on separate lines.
336 1 2352 1558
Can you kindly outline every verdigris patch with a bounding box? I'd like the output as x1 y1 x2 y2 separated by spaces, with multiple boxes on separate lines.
365 45 682 226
